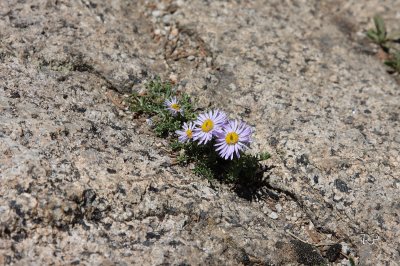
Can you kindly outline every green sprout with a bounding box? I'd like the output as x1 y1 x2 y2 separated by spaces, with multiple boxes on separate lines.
366 15 400 73
366 15 388 49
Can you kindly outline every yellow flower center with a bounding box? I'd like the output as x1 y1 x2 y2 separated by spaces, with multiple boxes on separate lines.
201 119 214 132
225 132 239 145
185 129 193 138
171 103 180 111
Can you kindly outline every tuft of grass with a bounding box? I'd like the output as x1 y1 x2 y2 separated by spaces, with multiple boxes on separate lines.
129 78 270 187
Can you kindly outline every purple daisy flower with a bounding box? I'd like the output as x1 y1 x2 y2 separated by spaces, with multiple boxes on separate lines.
214 120 252 160
175 122 195 143
164 96 183 115
193 109 227 144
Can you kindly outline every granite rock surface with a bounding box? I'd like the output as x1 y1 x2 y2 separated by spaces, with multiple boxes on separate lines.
1 0 399 265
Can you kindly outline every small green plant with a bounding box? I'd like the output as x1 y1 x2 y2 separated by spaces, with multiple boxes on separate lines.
348 257 356 266
384 51 400 73
129 78 196 137
129 78 270 187
366 15 388 48
366 15 400 73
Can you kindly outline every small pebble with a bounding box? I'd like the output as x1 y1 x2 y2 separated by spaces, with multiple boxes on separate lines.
334 194 343 201
170 28 179 37
152 10 162 17
341 242 350 255
146 118 153 126
269 212 278 219
162 15 171 24
188 55 195 61
169 73 178 83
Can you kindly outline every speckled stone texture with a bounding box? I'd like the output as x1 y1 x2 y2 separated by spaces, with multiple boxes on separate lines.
1 0 399 265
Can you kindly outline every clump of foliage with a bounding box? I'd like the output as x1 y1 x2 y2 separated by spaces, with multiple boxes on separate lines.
129 78 270 186
366 15 389 49
366 15 400 73
129 79 196 137
171 140 270 184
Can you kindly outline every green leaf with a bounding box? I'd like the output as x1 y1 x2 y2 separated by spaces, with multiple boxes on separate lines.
194 163 215 180
366 30 379 43
373 15 386 37
258 152 271 161
384 57 400 72
349 257 356 266
384 60 395 67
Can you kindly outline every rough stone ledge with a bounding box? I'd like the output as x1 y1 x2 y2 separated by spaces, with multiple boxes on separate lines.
1 0 399 265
